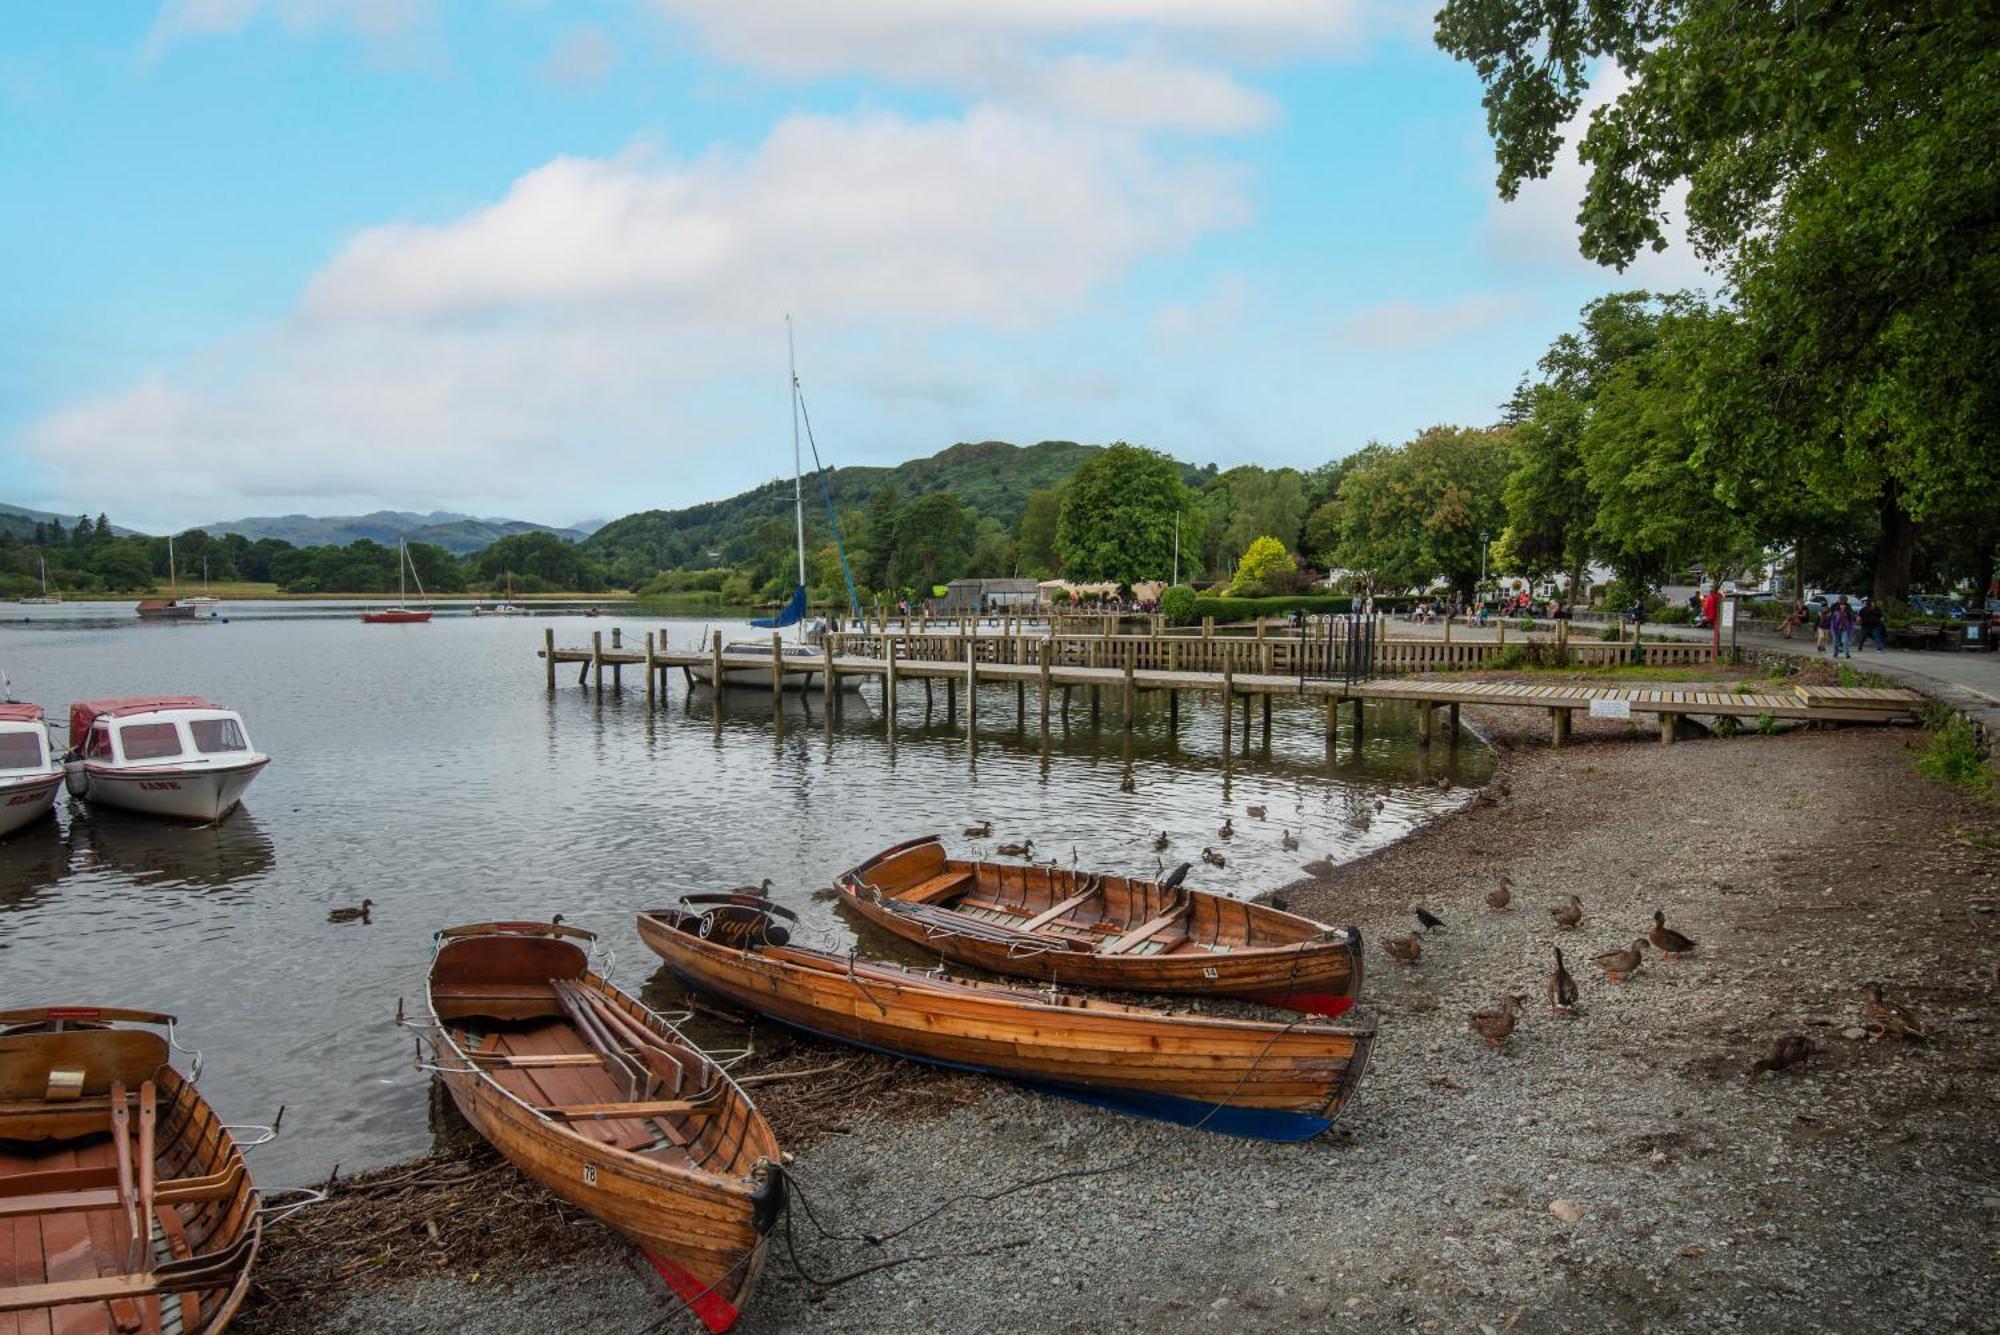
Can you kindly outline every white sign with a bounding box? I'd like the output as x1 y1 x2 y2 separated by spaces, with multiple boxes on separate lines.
1721 598 1737 629
1589 698 1632 719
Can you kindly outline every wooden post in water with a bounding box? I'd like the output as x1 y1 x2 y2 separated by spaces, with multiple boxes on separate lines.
592 630 604 698
1122 641 1136 730
1447 701 1460 744
544 627 556 690
645 632 657 709
770 633 784 715
1169 689 1179 732
1220 661 1235 770
1016 679 1025 728
1350 696 1364 739
1089 684 1100 730
1038 639 1052 741
945 674 955 725
1324 693 1338 743
1261 691 1272 743
966 639 978 744
824 639 838 717
610 627 623 692
1418 700 1433 747
885 637 899 732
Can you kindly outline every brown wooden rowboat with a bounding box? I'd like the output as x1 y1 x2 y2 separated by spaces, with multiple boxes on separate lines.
422 921 784 1333
834 836 1363 1016
0 1007 261 1335
637 900 1373 1142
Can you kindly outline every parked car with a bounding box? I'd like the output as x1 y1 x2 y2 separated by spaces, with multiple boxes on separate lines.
1804 592 1866 616
1909 594 1968 620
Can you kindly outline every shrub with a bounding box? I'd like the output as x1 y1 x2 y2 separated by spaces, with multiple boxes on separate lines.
1651 606 1692 625
1489 644 1529 670
1756 713 1780 735
1191 594 1355 621
1713 714 1740 736
1227 536 1296 597
1916 712 1991 794
1158 584 1198 625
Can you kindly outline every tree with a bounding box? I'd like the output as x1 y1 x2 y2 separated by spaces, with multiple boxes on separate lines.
1227 537 1295 596
1015 488 1064 579
1054 443 1199 585
1437 0 2000 598
890 494 971 589
1335 426 1513 596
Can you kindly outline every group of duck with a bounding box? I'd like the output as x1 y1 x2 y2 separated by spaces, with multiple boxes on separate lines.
1371 875 1927 1069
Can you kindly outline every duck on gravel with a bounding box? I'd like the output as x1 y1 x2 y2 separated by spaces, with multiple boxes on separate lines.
1201 846 1226 868
1550 895 1584 930
1280 829 1299 851
1592 938 1646 982
1487 875 1513 912
1414 906 1446 933
1383 933 1423 966
1549 946 1579 1014
995 839 1035 858
1860 982 1927 1041
964 820 993 838
1752 1034 1813 1077
1649 909 1697 957
1468 995 1526 1048
328 899 373 924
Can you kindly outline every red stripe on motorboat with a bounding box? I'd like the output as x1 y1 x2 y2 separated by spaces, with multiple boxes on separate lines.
85 758 270 781
1236 991 1356 1018
643 1251 741 1333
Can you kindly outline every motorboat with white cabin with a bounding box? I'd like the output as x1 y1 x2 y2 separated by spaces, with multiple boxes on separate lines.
64 697 269 822
0 703 63 837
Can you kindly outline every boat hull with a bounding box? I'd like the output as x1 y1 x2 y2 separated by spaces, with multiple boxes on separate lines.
836 838 1363 1016
0 773 61 837
427 928 780 1332
69 757 268 822
361 609 433 623
637 909 1372 1142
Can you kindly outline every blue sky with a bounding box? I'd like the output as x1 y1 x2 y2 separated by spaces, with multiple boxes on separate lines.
0 1 1705 533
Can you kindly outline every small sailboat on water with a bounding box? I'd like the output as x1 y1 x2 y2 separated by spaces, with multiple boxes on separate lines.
134 537 217 620
18 554 61 605
472 571 528 616
362 540 434 624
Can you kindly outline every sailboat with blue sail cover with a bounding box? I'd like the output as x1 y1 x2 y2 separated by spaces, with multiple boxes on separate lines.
690 321 863 693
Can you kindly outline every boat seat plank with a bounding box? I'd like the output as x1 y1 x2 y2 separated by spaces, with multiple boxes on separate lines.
897 872 974 906
1017 885 1103 933
539 1100 716 1121
466 1053 604 1070
480 1028 654 1153
1099 903 1192 956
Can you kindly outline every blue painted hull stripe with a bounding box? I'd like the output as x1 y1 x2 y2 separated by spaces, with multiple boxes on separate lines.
669 968 1334 1143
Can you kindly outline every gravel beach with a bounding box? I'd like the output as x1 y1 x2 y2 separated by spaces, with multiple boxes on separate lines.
239 711 2000 1334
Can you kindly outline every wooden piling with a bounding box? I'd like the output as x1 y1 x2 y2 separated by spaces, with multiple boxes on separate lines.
770 633 784 714
1350 697 1364 739
544 627 556 690
1038 640 1052 740
645 632 656 709
885 637 899 730
966 642 978 743
592 630 604 698
1220 662 1234 769
1550 706 1569 747
1260 691 1271 741
1168 689 1179 732
1447 701 1460 743
1122 642 1136 729
1418 701 1433 747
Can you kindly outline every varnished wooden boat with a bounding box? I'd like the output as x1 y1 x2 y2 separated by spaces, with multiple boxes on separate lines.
834 836 1364 1016
637 899 1374 1142
0 1007 260 1334
423 922 784 1333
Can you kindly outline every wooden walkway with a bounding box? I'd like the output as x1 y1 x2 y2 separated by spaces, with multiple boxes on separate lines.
538 628 1923 748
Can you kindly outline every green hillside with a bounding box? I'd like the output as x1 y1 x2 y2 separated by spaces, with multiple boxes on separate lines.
585 440 1100 569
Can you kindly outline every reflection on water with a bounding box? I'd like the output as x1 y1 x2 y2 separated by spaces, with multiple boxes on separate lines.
0 602 1490 1183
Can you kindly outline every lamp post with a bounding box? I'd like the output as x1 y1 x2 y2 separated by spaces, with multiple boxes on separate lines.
1172 512 1180 587
1480 530 1490 591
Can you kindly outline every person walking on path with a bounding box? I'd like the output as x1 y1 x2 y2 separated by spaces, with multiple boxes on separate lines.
1828 599 1855 658
1857 598 1887 652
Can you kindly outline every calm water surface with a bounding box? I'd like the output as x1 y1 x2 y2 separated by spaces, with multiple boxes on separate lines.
0 602 1489 1182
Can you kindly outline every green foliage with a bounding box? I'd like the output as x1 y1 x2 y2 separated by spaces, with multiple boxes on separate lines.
1915 712 1993 798
1334 426 1512 595
1757 713 1780 735
473 532 603 591
1015 488 1064 579
1227 535 1295 596
1489 644 1529 670
1158 584 1198 625
1055 443 1198 584
890 493 973 588
1204 466 1308 576
1190 594 1354 621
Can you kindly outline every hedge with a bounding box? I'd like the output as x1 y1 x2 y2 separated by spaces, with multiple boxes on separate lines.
1189 594 1356 623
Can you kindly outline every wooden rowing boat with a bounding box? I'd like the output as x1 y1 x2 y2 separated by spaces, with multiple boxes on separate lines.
0 1007 260 1334
423 922 784 1333
636 899 1374 1142
833 836 1364 1016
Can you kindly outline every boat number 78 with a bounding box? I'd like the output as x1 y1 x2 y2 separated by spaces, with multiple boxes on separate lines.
582 1163 599 1187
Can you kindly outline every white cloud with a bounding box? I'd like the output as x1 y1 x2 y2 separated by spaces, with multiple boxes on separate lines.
1152 271 1252 342
144 0 438 63
647 0 1376 133
1328 292 1521 351
540 25 616 90
14 108 1248 527
1480 61 1711 289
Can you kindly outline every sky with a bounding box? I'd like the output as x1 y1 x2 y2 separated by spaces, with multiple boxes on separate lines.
0 1 1708 534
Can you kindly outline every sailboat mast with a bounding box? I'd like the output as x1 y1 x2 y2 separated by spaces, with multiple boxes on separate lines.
399 540 407 602
788 316 808 640
168 535 177 591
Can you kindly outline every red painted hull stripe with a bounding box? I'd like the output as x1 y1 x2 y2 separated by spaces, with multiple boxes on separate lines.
1235 991 1356 1019
644 1250 740 1333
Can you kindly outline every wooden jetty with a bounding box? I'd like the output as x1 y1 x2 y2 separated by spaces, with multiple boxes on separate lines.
537 625 1923 749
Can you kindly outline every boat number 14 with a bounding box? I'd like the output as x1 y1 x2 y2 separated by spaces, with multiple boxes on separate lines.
1202 967 1219 979
582 1163 598 1188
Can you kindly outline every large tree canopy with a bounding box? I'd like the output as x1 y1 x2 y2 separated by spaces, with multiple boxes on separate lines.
1438 0 2000 597
1055 443 1200 585
1335 426 1513 596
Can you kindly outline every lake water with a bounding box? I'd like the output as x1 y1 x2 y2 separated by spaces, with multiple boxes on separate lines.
0 601 1490 1183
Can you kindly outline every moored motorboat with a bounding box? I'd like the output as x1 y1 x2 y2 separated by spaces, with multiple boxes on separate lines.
420 921 784 1333
0 1007 264 1333
134 598 201 620
64 698 270 822
0 702 63 837
637 897 1374 1142
835 837 1363 1016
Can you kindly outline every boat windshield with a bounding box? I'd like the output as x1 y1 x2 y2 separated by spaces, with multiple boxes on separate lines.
0 731 43 771
118 722 185 762
190 718 248 754
86 725 114 761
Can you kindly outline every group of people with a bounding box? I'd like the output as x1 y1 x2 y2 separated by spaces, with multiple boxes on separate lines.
1815 598 1886 658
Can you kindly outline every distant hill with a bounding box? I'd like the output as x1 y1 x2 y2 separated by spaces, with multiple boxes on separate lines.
202 510 596 555
585 440 1103 568
0 503 143 539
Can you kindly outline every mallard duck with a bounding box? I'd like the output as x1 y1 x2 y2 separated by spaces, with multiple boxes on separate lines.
1414 906 1446 933
1486 875 1512 912
995 839 1034 858
1246 804 1267 820
1152 830 1170 852
1218 818 1235 840
727 877 775 898
1383 933 1422 965
1201 846 1226 868
1468 995 1525 1048
1591 938 1646 982
1280 829 1299 851
1550 895 1583 929
328 898 373 924
1300 855 1335 878
1549 946 1578 1013
1860 982 1927 1041
1751 1034 1813 1077
963 820 993 838
1373 796 1386 812
1649 909 1697 957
